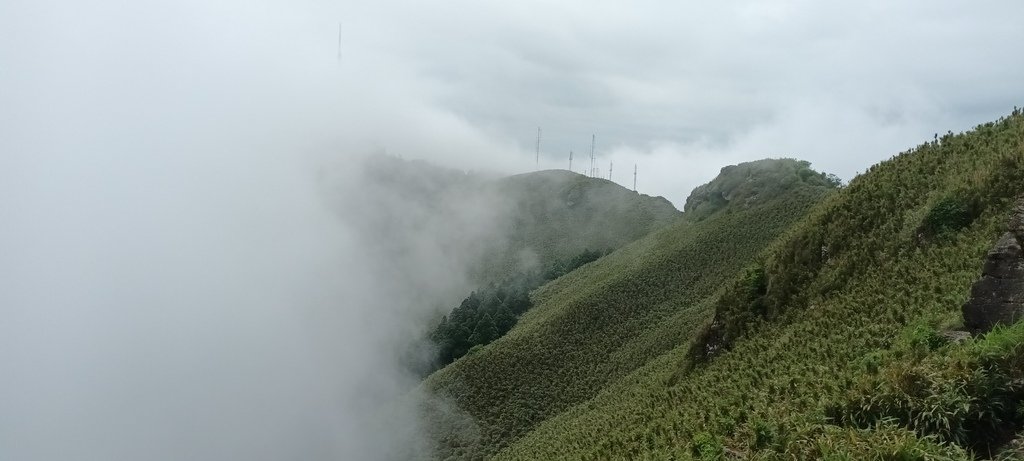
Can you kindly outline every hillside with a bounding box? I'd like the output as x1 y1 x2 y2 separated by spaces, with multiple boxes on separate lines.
476 170 680 282
421 159 839 459
346 156 681 289
683 158 841 221
485 112 1024 459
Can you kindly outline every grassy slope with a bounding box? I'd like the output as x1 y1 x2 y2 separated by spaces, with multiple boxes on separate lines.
475 170 680 282
423 160 836 460
495 112 1024 460
359 157 681 286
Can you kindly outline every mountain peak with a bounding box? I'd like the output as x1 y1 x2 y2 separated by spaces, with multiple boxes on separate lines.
683 158 840 220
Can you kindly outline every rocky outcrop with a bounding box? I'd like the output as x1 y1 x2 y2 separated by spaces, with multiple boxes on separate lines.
962 198 1024 333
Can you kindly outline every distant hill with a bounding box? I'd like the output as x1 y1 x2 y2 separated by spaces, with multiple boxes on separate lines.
346 156 681 290
684 158 841 220
478 111 1024 460
420 158 839 459
476 170 680 283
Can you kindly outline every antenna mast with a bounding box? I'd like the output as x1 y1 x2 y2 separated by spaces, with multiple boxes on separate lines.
568 150 573 171
589 134 596 177
535 127 541 171
608 161 613 181
633 164 637 191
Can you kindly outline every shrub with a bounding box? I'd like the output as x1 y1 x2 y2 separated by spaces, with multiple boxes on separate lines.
690 432 724 460
835 322 1024 452
750 419 778 450
920 196 975 238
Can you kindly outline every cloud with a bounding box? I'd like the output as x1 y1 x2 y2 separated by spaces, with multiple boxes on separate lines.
0 1 513 460
334 0 1024 202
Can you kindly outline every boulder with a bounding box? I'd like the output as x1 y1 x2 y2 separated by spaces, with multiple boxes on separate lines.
981 233 1024 279
939 329 972 344
962 198 1024 333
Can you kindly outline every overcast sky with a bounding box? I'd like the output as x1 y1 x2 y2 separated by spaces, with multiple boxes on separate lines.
358 0 1024 203
3 1 1024 460
6 0 1023 205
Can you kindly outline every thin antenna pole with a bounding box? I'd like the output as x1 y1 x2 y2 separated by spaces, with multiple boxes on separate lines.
608 161 613 181
590 134 596 177
569 149 573 171
535 127 541 171
337 23 342 62
633 164 637 191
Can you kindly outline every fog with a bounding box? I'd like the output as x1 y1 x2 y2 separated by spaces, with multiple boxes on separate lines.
0 1 512 459
3 0 1023 459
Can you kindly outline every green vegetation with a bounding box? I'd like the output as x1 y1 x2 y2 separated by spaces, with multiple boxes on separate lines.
476 170 681 283
430 250 607 368
832 321 1024 456
481 110 1024 460
360 157 683 383
421 158 839 460
920 195 979 239
683 158 842 221
359 157 681 287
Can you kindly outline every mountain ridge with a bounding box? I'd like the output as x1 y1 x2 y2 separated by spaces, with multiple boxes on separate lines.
421 158 840 459
489 110 1024 460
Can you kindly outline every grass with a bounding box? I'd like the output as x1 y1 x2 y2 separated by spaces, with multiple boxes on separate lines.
488 110 1024 460
421 159 838 459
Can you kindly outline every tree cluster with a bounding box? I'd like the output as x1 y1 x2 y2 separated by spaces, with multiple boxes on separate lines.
430 249 607 369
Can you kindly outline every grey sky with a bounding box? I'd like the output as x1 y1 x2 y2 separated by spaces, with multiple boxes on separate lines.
338 0 1024 202
2 1 1023 460
6 1 1021 204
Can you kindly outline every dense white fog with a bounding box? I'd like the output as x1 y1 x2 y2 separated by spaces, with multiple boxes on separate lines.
0 1 508 459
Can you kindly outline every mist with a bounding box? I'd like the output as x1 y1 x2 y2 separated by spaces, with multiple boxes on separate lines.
0 1 515 459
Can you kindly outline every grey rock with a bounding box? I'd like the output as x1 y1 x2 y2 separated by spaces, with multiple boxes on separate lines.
962 199 1024 333
940 330 972 343
969 276 1024 303
964 301 1024 332
982 233 1023 279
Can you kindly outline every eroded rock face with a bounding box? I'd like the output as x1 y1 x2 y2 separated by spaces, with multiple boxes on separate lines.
962 198 1024 333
